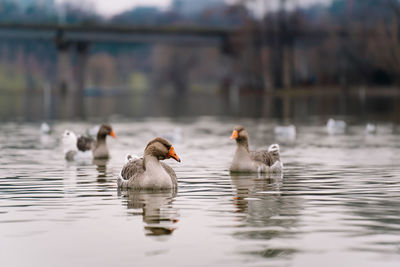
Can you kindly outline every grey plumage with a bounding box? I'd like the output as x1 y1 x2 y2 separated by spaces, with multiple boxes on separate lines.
77 136 94 152
117 137 180 190
65 150 77 161
118 158 177 189
230 125 282 173
250 150 277 167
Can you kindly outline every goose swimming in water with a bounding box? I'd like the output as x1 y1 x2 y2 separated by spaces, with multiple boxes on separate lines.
230 126 282 173
62 123 116 161
117 137 181 190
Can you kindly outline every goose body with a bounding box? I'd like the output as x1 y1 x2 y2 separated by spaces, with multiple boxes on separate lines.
117 137 180 190
230 126 282 173
62 123 116 161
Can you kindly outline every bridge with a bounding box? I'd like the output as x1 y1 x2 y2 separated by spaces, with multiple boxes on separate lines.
0 23 234 45
0 22 347 97
0 23 236 97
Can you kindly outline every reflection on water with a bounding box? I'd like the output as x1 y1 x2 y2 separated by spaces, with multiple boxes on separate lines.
230 173 283 214
93 159 109 183
0 118 400 266
119 189 178 236
230 173 301 259
1 91 400 121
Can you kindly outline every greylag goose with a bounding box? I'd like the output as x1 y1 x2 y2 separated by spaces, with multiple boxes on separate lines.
117 137 180 190
62 123 116 161
230 126 282 173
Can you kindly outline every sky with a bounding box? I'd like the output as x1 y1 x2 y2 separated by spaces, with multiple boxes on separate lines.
55 0 332 18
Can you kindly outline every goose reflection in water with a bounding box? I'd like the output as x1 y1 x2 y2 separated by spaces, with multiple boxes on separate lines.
230 173 283 214
93 158 109 183
120 189 179 236
230 172 301 258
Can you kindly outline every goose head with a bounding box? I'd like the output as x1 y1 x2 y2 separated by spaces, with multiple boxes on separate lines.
230 125 249 145
145 137 181 162
97 123 117 139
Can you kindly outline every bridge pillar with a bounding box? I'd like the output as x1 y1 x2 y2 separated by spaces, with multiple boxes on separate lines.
76 42 89 93
56 41 74 95
283 45 294 88
71 41 90 118
55 29 90 118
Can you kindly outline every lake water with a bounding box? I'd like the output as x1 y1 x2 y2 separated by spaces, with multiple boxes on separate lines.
1 117 400 266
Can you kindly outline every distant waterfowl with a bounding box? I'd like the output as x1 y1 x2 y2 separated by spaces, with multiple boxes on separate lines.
159 128 182 144
230 126 282 173
62 123 116 161
326 118 346 135
40 122 52 145
274 125 296 140
366 123 377 135
40 122 51 135
117 137 180 190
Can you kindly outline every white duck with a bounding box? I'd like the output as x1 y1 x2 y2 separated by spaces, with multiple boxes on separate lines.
326 118 346 135
366 123 377 135
62 123 116 161
40 122 51 135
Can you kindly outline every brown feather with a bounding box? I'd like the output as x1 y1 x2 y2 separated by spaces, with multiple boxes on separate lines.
250 150 278 166
77 136 94 151
120 158 177 185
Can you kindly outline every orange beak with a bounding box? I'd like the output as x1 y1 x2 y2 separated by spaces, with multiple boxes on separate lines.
230 130 239 139
109 130 117 138
167 146 181 162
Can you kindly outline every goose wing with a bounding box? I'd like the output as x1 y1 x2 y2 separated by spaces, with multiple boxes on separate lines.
250 150 275 166
118 159 177 189
77 135 94 152
120 159 145 181
161 162 177 185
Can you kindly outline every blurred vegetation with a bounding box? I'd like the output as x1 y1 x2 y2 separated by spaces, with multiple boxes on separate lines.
0 0 399 94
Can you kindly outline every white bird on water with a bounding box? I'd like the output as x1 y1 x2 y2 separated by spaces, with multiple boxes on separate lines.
274 125 296 140
326 118 346 135
40 122 51 135
365 123 377 135
159 128 182 144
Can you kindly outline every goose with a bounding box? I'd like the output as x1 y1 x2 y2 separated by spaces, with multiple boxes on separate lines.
326 118 346 135
117 137 181 190
230 126 282 173
62 123 116 161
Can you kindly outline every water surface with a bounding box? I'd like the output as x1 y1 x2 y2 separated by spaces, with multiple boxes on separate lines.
1 117 400 266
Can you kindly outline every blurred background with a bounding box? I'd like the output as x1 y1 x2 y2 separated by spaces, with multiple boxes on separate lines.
0 0 399 122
